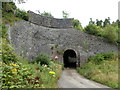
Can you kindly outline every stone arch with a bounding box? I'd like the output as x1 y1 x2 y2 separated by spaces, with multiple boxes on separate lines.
63 49 77 68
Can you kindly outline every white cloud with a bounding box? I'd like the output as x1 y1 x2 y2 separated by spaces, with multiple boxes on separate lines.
15 0 119 27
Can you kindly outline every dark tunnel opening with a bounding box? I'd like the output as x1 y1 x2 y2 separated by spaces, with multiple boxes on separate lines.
63 49 77 68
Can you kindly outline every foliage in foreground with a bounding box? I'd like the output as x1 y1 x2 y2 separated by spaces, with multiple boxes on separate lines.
76 53 118 88
1 59 62 88
1 38 19 64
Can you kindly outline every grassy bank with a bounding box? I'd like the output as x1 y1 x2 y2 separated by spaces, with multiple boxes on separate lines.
76 53 118 88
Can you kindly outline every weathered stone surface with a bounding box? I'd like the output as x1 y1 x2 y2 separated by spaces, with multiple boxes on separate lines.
28 11 73 28
9 20 118 66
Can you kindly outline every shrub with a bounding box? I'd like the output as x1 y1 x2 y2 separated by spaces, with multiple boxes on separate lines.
2 61 43 88
0 25 8 38
72 19 83 30
103 25 118 43
101 53 114 60
35 53 50 66
85 24 100 36
15 9 29 21
89 54 104 64
2 2 16 13
1 38 19 64
89 53 114 64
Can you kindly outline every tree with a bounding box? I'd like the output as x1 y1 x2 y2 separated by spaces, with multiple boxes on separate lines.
62 11 69 19
96 19 103 27
2 2 16 13
72 19 80 27
15 9 29 21
72 19 83 30
89 18 95 24
103 25 118 43
85 24 100 36
103 17 111 27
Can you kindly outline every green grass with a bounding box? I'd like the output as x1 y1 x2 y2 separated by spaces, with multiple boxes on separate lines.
76 55 118 88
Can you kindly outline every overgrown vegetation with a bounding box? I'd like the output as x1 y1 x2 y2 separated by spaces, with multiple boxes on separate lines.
2 2 29 25
1 38 62 88
1 1 119 89
84 18 119 44
2 57 62 88
72 19 83 31
1 38 19 64
1 2 62 88
72 16 119 44
33 53 50 66
76 53 118 88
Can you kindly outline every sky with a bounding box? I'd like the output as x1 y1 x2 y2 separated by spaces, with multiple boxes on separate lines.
15 0 119 27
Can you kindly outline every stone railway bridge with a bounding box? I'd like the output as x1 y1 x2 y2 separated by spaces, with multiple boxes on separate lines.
9 11 118 68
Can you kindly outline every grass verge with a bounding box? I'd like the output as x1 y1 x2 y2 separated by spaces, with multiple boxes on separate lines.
76 53 118 88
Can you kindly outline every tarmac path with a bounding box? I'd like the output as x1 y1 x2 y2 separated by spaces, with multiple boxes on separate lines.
58 68 113 89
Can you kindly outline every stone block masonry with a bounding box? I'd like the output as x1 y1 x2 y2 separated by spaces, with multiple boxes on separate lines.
9 20 118 66
28 11 73 28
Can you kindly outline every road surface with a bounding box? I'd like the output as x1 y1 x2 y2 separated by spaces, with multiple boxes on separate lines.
58 68 113 89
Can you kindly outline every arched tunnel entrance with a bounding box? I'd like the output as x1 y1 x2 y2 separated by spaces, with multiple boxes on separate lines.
63 49 77 68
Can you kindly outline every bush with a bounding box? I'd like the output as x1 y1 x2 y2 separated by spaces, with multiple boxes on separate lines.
15 9 29 21
89 54 104 64
2 61 43 88
35 53 50 66
101 53 114 60
85 24 100 36
89 53 114 64
72 19 83 30
1 38 19 64
77 56 118 88
103 25 118 43
0 25 8 38
2 2 16 13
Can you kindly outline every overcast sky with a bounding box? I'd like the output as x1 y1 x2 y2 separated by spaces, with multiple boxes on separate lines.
15 0 119 27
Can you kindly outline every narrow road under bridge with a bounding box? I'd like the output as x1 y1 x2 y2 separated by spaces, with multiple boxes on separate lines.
58 69 111 88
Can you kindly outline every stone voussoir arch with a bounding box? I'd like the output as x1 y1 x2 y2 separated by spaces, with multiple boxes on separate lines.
63 48 79 68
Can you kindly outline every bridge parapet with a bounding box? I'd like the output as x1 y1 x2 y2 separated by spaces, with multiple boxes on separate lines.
28 11 73 28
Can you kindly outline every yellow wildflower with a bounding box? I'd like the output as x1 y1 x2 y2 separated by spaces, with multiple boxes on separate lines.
49 71 55 74
10 64 17 66
11 68 17 75
11 68 17 72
